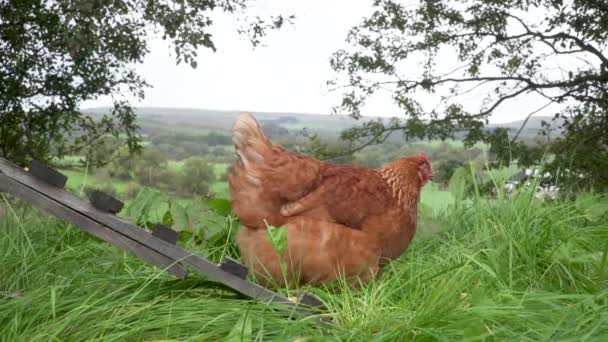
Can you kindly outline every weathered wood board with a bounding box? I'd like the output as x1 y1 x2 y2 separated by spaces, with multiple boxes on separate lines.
0 173 188 279
0 157 322 314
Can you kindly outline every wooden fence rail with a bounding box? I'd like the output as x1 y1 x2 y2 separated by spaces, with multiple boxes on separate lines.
0 157 322 316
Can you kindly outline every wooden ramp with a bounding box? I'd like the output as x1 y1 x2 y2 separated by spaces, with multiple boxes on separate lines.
0 157 322 315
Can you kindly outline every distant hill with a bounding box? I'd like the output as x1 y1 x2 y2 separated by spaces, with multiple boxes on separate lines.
488 116 562 130
82 107 561 138
82 107 362 135
487 116 564 139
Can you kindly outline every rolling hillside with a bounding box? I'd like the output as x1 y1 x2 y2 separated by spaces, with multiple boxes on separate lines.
83 106 561 139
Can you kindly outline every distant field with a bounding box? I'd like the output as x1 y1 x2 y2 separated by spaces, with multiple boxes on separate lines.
211 181 229 198
60 163 455 215
60 162 232 201
425 139 489 150
140 120 220 135
421 183 454 213
168 161 228 176
61 169 131 194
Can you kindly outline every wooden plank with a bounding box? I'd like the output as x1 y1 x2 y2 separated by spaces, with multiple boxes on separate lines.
28 160 67 188
299 293 324 307
0 173 188 279
88 190 124 214
152 224 179 245
0 158 321 309
219 257 249 279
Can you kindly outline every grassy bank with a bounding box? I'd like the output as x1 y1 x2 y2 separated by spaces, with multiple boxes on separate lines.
1 190 607 340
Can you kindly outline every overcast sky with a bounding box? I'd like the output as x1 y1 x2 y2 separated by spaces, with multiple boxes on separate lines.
82 0 562 124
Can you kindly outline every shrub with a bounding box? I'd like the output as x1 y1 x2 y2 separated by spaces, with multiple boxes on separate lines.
176 157 215 197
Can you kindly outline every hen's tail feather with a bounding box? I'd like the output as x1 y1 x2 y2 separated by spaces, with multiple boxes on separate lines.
232 112 273 167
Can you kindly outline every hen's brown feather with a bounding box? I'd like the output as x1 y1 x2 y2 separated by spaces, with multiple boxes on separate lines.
280 165 390 229
237 217 381 287
229 112 322 229
229 112 432 286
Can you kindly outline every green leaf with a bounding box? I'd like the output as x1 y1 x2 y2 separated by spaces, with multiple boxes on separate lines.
208 198 232 217
178 230 193 243
171 201 191 231
124 187 168 229
266 223 288 256
123 187 149 218
448 166 469 201
162 207 173 227
575 194 608 222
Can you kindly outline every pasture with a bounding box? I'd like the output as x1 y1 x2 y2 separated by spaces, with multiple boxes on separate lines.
2 187 607 340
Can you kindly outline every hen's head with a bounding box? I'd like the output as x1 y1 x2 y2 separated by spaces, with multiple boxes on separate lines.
417 151 433 186
382 151 433 189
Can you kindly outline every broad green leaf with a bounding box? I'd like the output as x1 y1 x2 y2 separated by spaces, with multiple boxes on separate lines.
208 198 232 217
171 201 191 232
178 230 193 243
124 187 168 229
266 223 288 256
162 207 173 227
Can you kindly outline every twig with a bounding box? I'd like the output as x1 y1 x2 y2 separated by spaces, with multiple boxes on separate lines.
510 101 554 144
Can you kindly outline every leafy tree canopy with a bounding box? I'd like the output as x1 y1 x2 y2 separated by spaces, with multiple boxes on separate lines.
331 0 608 192
0 0 291 166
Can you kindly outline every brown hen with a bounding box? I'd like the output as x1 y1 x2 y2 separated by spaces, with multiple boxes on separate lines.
229 112 431 286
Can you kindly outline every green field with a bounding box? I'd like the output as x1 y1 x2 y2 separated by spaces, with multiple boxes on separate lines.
211 181 230 198
420 183 454 213
61 169 131 194
60 162 453 214
167 160 227 175
2 189 607 340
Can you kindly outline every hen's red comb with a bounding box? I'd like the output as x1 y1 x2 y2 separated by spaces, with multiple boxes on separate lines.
418 151 429 160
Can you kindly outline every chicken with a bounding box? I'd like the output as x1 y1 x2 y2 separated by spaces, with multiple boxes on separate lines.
229 112 432 286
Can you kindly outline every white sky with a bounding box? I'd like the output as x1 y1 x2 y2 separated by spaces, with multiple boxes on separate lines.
82 0 564 124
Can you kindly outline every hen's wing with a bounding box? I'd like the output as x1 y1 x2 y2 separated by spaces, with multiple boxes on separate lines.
237 216 381 287
280 164 392 229
229 113 323 228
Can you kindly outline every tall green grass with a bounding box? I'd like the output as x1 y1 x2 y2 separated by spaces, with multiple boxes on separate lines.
1 189 607 340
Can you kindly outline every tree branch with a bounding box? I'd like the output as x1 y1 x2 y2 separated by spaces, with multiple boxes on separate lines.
510 101 554 144
505 12 608 68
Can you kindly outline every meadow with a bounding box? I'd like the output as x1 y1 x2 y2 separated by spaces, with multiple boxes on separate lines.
2 186 608 340
1 111 607 340
61 162 451 210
